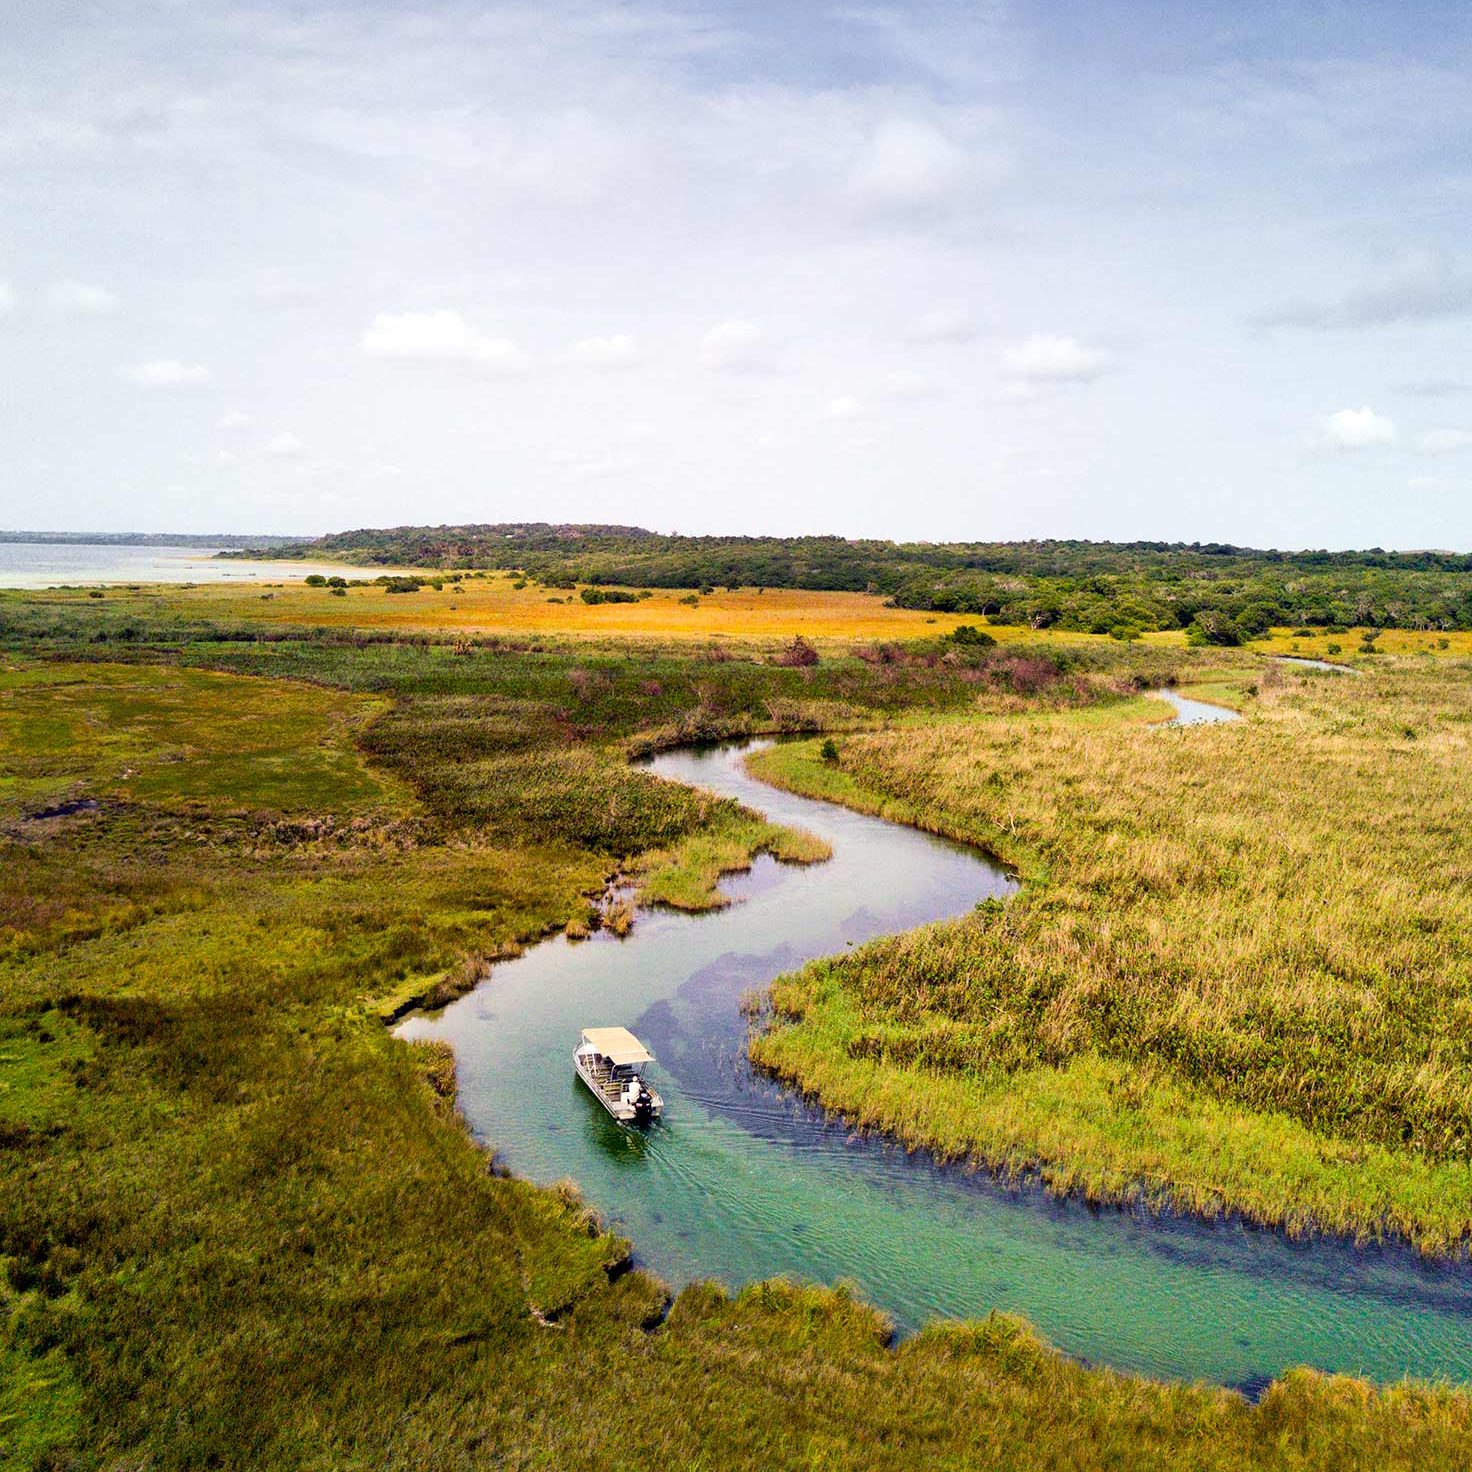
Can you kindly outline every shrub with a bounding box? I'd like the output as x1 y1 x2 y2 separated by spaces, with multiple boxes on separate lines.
1185 611 1242 647
773 636 820 668
304 574 328 587
948 625 997 648
820 738 840 763
990 655 1059 694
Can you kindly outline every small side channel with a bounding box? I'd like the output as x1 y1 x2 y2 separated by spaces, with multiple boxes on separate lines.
397 722 1472 1391
1274 655 1363 675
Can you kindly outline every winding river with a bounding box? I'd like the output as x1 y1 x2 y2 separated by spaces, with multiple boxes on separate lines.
397 694 1472 1390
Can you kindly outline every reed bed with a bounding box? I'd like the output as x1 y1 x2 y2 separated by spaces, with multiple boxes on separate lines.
750 660 1472 1252
7 632 1472 1467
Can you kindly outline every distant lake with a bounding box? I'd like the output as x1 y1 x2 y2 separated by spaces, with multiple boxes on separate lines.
0 542 368 589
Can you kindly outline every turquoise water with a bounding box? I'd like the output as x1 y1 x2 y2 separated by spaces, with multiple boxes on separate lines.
398 731 1472 1390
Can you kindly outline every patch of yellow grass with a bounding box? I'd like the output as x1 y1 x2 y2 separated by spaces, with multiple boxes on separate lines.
1258 626 1472 658
30 575 1105 645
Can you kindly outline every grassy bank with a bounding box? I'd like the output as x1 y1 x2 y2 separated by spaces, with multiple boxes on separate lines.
748 659 1472 1254
4 606 1472 1467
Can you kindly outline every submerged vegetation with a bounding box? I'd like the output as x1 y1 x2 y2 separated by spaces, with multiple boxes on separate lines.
4 584 1472 1466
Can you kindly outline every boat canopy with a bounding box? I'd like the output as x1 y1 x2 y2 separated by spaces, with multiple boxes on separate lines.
579 1026 654 1066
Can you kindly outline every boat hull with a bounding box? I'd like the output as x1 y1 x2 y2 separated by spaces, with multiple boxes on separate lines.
573 1051 663 1124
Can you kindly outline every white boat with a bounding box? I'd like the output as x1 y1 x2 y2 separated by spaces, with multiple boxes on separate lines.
574 1026 664 1124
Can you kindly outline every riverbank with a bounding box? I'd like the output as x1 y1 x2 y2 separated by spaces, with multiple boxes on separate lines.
6 615 1472 1466
747 664 1472 1257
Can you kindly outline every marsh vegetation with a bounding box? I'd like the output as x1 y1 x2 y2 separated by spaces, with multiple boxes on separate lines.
4 589 1472 1467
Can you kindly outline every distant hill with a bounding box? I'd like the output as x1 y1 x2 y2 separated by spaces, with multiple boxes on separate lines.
2 531 309 548
231 522 1472 639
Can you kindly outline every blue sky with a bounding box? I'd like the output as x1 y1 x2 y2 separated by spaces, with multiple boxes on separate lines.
2 0 1470 545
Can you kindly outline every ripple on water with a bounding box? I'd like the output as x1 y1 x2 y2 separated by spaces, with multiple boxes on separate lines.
396 737 1472 1389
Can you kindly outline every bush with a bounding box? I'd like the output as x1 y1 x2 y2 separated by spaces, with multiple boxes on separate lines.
304 574 328 587
948 625 996 648
384 577 422 595
773 636 820 668
580 587 639 605
1185 611 1242 647
327 576 347 588
820 738 840 763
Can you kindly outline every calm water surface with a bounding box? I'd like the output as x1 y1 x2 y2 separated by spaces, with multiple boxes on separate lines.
0 540 382 588
398 722 1472 1389
1275 655 1362 675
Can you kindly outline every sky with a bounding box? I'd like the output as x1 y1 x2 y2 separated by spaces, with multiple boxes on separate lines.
3 0 1472 548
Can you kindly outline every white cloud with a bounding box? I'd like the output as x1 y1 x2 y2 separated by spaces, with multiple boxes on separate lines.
360 310 530 372
906 308 978 344
1257 252 1472 331
0 282 16 315
1415 427 1472 456
700 319 769 372
825 394 861 420
46 280 119 315
847 118 969 213
570 333 641 368
266 432 306 457
217 410 251 430
123 359 210 387
1320 406 1396 449
1001 335 1112 384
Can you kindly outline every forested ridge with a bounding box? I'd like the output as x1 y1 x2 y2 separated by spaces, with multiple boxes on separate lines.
240 523 1472 639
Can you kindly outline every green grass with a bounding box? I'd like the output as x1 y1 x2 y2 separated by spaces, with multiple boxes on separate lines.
633 811 830 911
0 661 398 819
747 659 1472 1254
5 624 1472 1468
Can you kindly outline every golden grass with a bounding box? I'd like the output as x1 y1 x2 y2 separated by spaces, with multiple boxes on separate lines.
1257 627 1472 658
748 658 1472 1253
17 575 1087 645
